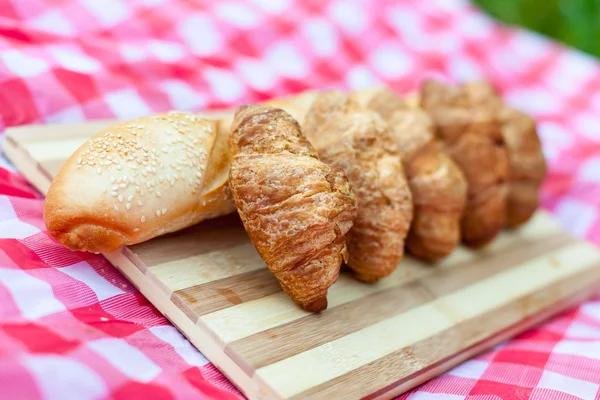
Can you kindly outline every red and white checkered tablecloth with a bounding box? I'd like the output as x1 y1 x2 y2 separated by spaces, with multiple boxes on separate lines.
1 0 600 399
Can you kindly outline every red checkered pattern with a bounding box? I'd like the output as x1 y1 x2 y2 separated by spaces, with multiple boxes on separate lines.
1 0 600 398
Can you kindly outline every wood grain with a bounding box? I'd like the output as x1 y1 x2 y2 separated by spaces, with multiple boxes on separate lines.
231 232 571 369
4 116 600 400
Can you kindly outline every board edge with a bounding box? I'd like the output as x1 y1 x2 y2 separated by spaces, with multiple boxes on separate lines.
367 279 600 400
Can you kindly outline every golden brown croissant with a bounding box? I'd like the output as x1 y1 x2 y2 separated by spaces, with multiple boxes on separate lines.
499 106 547 227
229 105 357 312
303 91 413 282
358 89 467 262
420 80 509 248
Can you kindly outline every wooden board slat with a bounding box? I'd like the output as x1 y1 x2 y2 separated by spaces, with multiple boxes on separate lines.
4 118 600 400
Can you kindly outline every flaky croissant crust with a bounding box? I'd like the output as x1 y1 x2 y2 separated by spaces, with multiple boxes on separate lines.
229 105 357 311
361 89 467 261
305 91 413 282
499 106 547 227
420 80 508 248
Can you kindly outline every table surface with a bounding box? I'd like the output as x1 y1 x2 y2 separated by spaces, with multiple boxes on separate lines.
2 1 600 399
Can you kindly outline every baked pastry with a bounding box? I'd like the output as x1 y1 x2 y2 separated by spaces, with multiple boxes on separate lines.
420 80 509 248
229 105 357 312
358 89 467 261
499 106 546 227
304 91 413 282
44 112 235 253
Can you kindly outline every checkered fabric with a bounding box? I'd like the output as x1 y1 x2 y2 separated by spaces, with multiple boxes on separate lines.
1 0 600 398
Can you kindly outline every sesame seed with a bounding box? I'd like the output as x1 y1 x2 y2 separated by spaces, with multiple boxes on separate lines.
162 208 167 215
159 177 164 183
119 183 127 189
135 186 140 193
127 195 134 201
145 130 151 135
77 158 82 164
114 204 119 212
156 210 161 217
156 191 162 197
133 228 140 232
116 165 123 170
126 203 131 210
111 191 118 197
117 195 123 203
111 185 118 191
196 171 202 178
97 168 102 175
137 200 143 206
141 216 146 223
82 161 88 166
101 187 107 194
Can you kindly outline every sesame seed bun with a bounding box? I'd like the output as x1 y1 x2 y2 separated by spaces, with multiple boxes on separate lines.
43 111 236 253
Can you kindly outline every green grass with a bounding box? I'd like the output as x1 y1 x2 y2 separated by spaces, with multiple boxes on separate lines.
474 0 600 57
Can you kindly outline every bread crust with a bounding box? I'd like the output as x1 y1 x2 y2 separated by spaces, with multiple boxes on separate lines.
355 89 467 262
499 106 547 227
229 105 357 312
304 91 413 282
420 80 508 248
44 112 236 253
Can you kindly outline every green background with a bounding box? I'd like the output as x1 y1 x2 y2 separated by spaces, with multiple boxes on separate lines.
474 0 600 57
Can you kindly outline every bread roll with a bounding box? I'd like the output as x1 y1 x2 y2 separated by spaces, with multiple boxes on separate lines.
44 111 236 253
303 91 413 282
357 88 467 262
420 80 509 248
499 106 547 227
229 105 357 311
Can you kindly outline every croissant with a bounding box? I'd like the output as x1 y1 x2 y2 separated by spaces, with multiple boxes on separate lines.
229 105 357 312
499 106 547 227
303 91 413 282
357 89 467 261
420 80 509 248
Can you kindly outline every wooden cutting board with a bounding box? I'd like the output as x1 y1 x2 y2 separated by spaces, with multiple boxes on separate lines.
4 118 600 400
